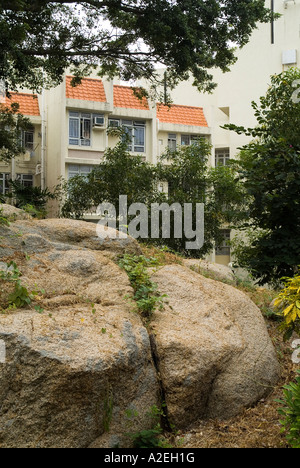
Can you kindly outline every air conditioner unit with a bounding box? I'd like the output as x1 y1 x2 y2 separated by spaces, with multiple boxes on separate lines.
109 119 120 128
93 116 105 127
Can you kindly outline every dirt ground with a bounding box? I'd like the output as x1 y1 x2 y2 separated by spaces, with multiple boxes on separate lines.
177 314 298 448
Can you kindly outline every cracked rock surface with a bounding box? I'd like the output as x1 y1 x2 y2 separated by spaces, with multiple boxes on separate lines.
0 216 280 447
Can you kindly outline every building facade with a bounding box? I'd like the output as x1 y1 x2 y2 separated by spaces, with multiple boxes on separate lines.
0 0 298 265
0 92 43 194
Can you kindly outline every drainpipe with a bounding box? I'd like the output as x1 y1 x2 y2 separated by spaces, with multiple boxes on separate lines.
41 87 46 190
11 157 16 181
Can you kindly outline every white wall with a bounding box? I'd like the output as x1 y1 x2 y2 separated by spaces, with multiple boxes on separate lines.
159 0 300 159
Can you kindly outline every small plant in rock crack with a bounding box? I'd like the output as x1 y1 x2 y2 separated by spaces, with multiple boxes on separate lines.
0 206 9 226
118 255 167 323
0 261 44 311
126 405 173 449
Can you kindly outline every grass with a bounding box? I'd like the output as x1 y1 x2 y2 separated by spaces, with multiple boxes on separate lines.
140 244 184 267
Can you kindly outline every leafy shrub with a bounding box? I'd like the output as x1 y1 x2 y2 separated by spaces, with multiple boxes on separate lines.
62 131 246 258
61 130 159 220
0 261 32 309
224 69 300 285
156 140 247 257
274 272 300 340
0 261 44 311
130 427 164 449
278 371 300 448
9 180 61 218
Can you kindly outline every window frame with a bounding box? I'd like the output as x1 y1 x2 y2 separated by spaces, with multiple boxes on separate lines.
216 229 231 256
215 148 230 167
122 120 146 153
69 111 92 147
16 174 34 188
22 129 35 152
0 173 10 195
68 164 95 180
181 134 200 146
168 133 177 152
108 119 120 128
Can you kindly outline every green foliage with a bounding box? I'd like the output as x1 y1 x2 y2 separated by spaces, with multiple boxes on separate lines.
127 405 172 449
0 261 44 310
278 371 300 449
9 180 61 218
1 1 274 93
0 261 32 309
0 261 22 283
156 139 247 257
62 133 246 258
61 130 159 220
8 280 32 308
61 174 95 220
130 428 164 449
119 254 166 323
274 272 300 341
224 68 300 285
0 102 32 161
0 206 9 226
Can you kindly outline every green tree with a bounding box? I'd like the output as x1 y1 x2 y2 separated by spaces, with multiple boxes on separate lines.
156 139 247 256
0 1 274 93
62 132 246 259
0 102 32 161
8 180 61 218
61 129 159 219
225 68 300 285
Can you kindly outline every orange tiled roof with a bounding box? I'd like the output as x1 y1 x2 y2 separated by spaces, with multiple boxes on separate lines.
114 85 149 110
157 104 208 127
66 76 107 102
3 92 40 116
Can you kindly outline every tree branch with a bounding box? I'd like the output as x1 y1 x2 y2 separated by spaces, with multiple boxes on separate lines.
21 47 156 58
3 0 145 15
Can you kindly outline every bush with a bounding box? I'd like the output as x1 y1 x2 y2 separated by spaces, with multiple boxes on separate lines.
0 261 45 312
0 261 32 309
62 130 246 259
225 69 300 285
278 371 300 449
155 139 247 257
274 271 300 341
9 180 61 218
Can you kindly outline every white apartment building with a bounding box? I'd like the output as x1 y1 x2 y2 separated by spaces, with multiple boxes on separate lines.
0 0 298 265
0 92 43 194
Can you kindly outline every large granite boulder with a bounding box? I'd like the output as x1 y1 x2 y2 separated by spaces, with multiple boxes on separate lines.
0 218 158 448
150 264 280 427
183 258 235 283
